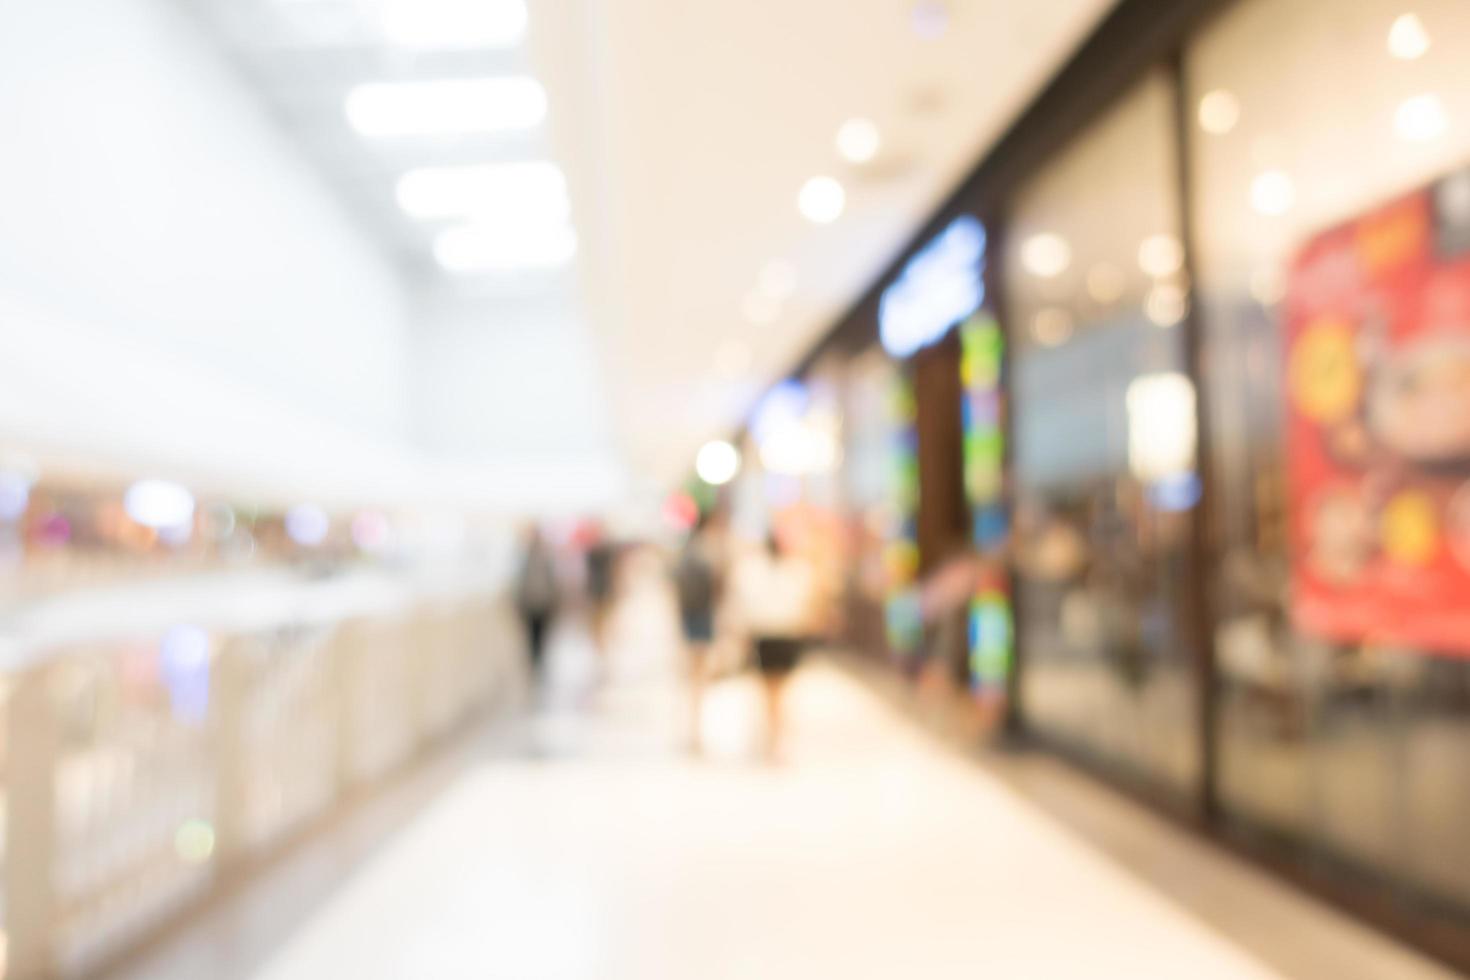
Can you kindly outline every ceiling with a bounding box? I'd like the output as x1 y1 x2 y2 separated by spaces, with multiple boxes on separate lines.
537 0 1115 484
184 0 1116 492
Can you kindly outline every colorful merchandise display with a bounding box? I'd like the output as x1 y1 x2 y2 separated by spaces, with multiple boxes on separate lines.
1286 164 1470 654
960 315 1012 695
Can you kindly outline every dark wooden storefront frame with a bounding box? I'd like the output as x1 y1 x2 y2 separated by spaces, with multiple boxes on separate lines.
781 0 1470 971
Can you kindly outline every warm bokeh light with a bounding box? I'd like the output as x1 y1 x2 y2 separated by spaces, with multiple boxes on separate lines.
836 117 882 164
1197 89 1240 134
1020 232 1071 278
695 440 741 485
798 176 846 224
1387 12 1430 60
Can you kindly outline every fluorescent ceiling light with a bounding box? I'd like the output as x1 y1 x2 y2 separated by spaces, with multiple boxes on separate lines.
345 77 546 138
380 0 528 50
397 162 569 220
434 223 577 272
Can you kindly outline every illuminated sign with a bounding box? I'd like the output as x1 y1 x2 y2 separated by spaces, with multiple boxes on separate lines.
879 215 986 358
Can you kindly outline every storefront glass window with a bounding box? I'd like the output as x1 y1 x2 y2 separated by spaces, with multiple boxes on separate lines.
1006 71 1201 798
1189 0 1470 907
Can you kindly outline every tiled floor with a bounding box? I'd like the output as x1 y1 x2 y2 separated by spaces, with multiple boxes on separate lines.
115 578 1462 980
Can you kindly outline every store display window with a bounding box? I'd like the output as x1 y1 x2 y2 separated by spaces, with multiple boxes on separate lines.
1004 71 1202 798
1188 0 1470 905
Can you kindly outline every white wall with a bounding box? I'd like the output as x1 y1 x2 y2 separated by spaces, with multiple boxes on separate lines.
0 0 409 445
412 295 627 509
0 0 628 514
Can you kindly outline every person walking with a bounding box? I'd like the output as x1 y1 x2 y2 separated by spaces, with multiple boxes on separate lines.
673 512 725 753
733 532 821 763
515 525 559 681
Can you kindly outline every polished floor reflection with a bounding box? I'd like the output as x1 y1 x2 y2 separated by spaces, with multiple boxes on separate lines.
116 577 1460 980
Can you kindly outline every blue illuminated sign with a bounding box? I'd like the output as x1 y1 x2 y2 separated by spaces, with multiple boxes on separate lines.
879 215 986 358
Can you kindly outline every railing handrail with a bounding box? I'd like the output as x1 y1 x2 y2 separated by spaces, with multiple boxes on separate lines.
0 565 508 672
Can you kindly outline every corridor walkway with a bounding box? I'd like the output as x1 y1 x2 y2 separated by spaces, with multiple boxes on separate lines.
117 570 1459 980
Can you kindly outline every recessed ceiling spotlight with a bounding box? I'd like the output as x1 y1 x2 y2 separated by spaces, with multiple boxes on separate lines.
910 0 949 40
1387 12 1430 60
1250 170 1295 216
836 118 881 164
798 176 846 224
1395 93 1447 142
345 77 546 138
695 440 742 486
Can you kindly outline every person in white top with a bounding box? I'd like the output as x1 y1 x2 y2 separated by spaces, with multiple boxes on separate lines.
732 533 821 762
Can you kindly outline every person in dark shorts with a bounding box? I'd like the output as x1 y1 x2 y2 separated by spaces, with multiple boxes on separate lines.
733 533 820 762
674 512 725 752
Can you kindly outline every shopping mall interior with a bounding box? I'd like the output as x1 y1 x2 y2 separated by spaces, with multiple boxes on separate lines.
5 0 1470 976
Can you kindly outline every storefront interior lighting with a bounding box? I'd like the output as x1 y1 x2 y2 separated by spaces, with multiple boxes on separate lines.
1020 232 1071 278
346 77 546 138
880 215 986 358
836 118 882 164
1138 233 1184 279
1145 283 1188 327
0 469 32 522
695 440 741 486
435 222 577 272
1197 89 1240 135
396 162 569 221
1395 93 1447 142
750 380 839 476
285 503 330 547
1388 13 1430 60
379 0 527 50
1125 372 1197 483
1032 308 1074 347
1250 170 1295 216
124 479 195 532
798 176 846 224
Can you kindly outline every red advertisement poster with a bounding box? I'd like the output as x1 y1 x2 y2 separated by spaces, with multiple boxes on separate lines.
1286 165 1470 655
